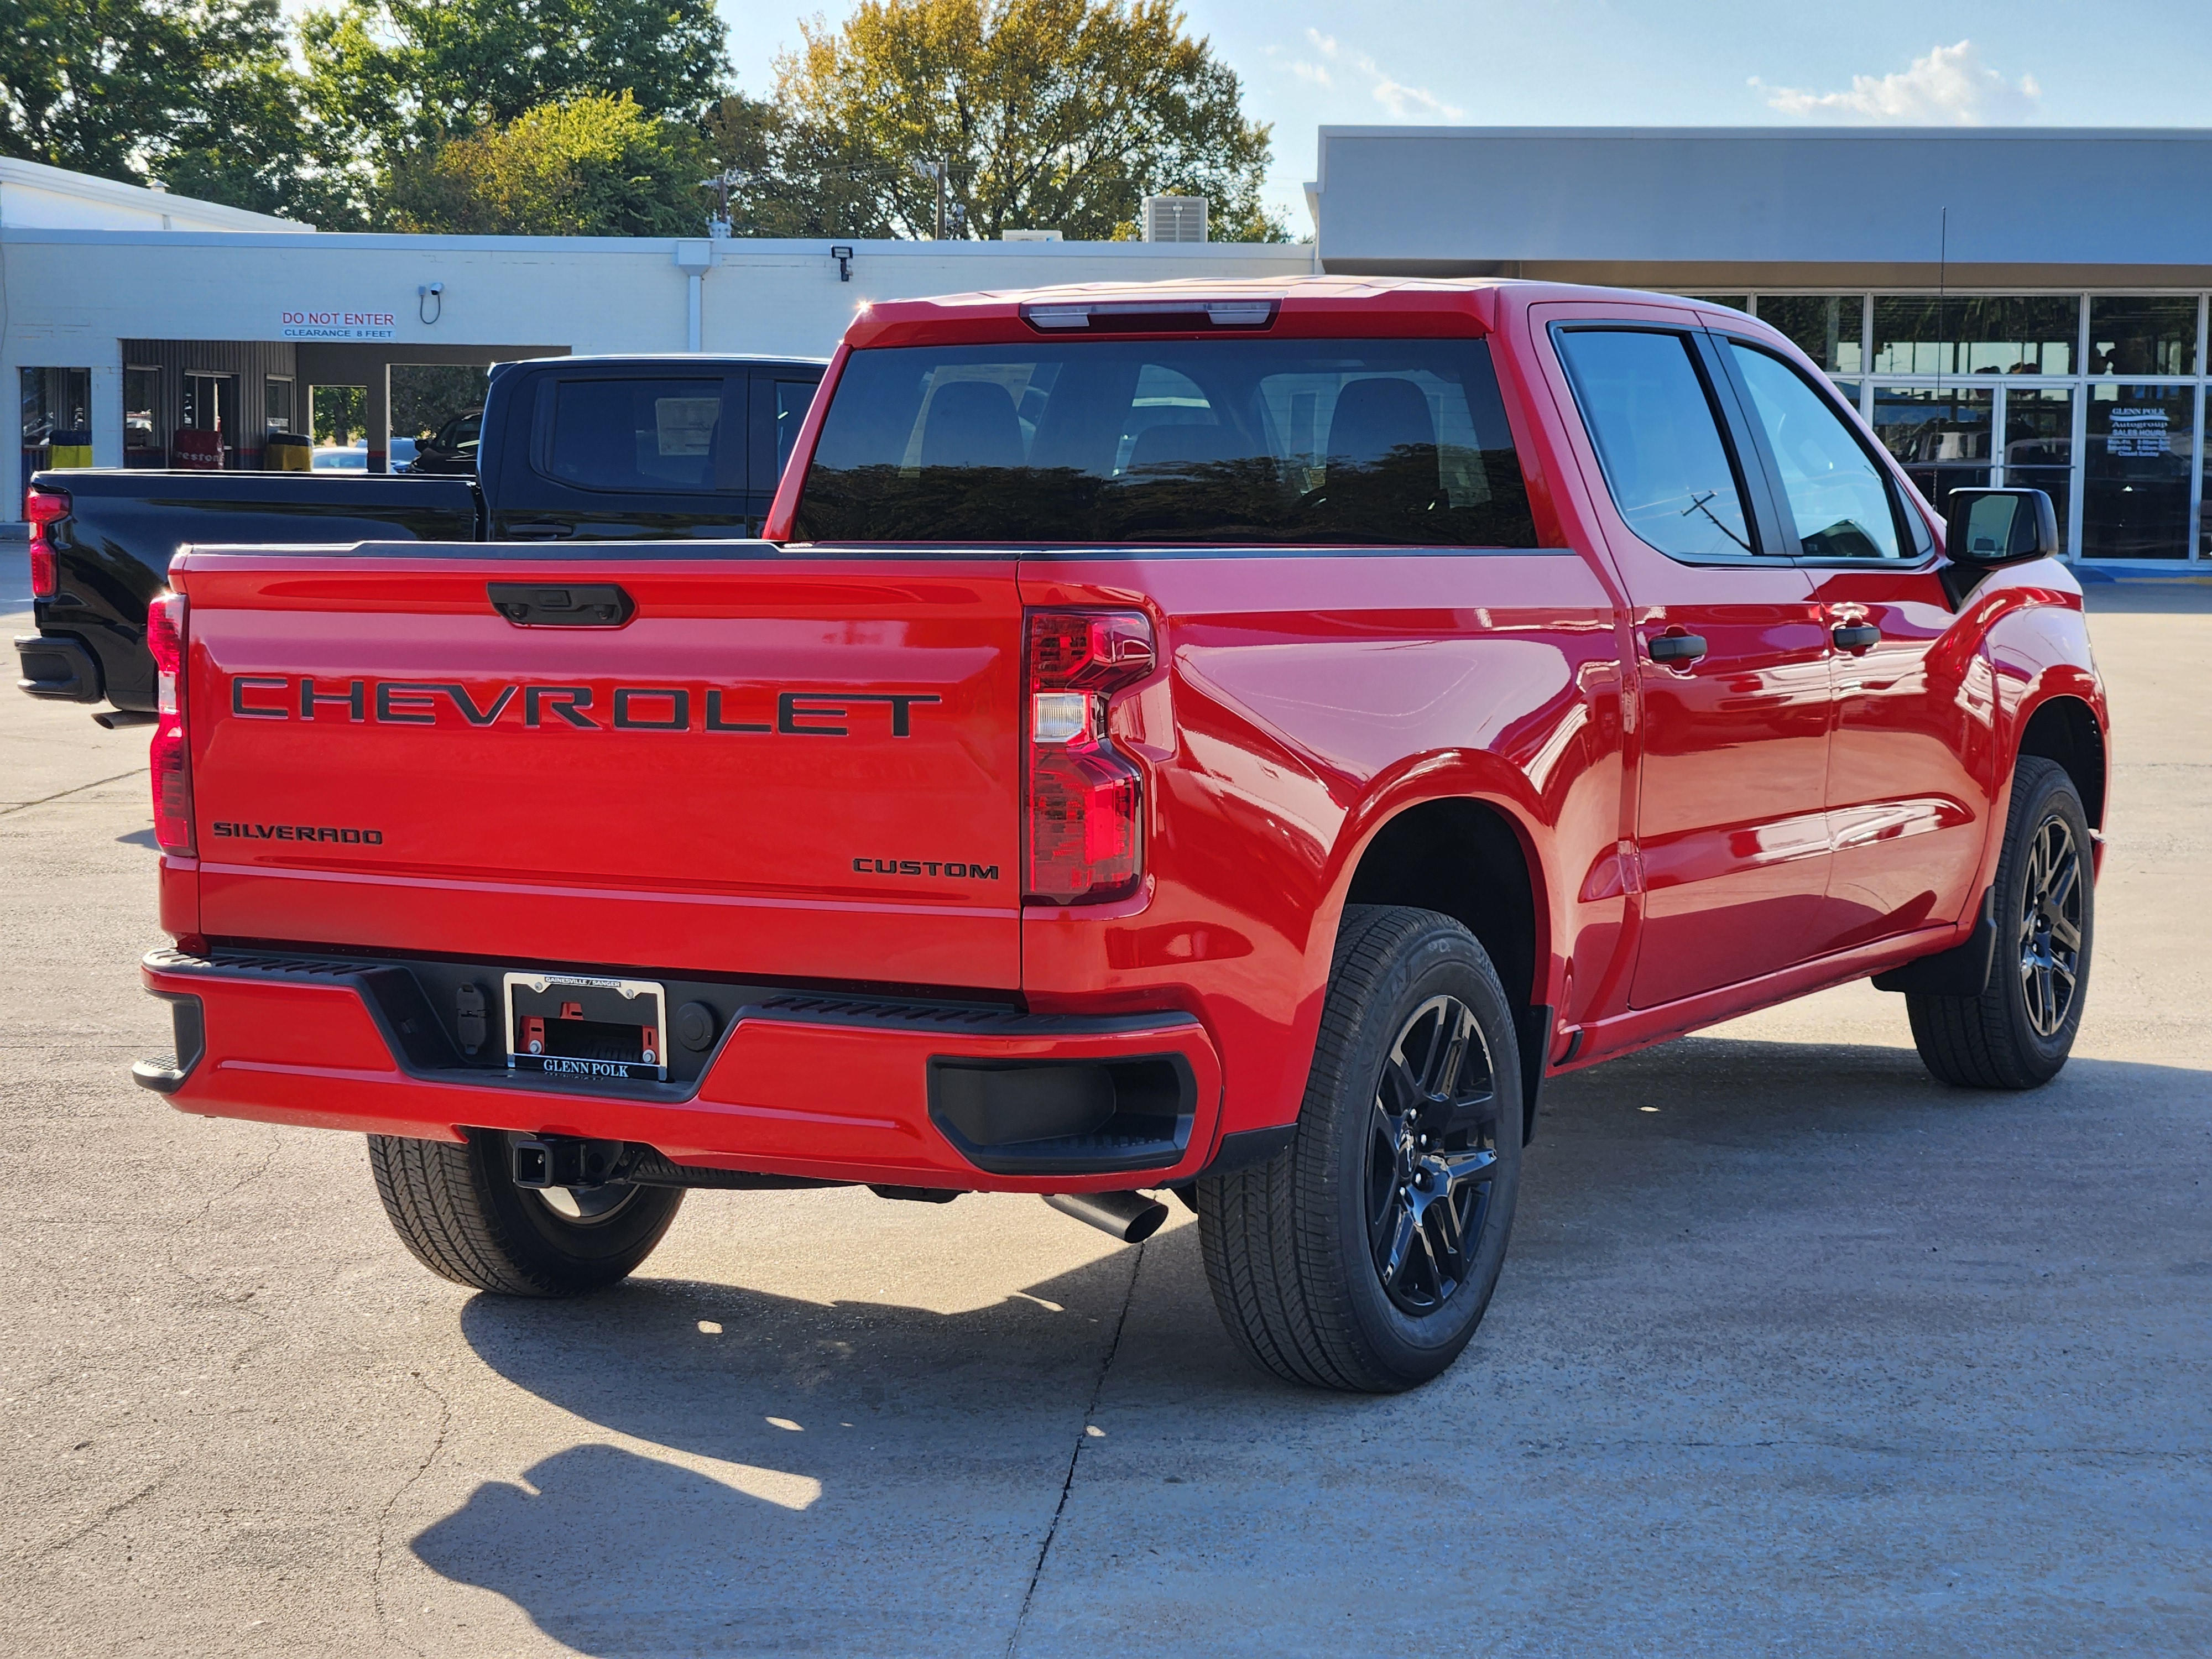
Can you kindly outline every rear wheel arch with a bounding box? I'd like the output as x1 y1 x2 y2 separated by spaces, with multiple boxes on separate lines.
1339 796 1551 1140
2015 693 2106 830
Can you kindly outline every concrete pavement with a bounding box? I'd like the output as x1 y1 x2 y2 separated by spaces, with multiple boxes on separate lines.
2 550 2205 1656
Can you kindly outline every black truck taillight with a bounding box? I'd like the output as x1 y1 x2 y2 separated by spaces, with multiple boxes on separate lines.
24 487 68 598
147 593 195 855
1024 609 1155 904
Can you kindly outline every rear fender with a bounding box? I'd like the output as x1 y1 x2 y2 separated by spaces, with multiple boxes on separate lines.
1963 569 2109 898
1274 758 1559 1129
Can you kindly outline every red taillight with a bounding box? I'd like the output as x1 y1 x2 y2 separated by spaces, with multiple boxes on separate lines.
1024 610 1154 904
147 593 195 855
24 487 68 599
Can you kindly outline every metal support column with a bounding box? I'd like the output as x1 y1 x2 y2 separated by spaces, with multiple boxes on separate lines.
366 363 390 474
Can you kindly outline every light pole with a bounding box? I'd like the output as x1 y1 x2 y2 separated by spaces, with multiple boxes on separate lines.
698 168 753 238
910 158 947 239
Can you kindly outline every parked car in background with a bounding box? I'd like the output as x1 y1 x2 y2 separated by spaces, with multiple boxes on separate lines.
311 437 419 472
16 355 826 712
129 279 2108 1394
408 409 482 475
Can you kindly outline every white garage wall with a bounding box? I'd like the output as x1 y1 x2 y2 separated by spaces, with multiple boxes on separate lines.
1 229 1317 504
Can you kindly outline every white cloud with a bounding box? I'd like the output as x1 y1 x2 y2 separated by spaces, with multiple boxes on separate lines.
1753 40 2042 125
1280 28 1463 122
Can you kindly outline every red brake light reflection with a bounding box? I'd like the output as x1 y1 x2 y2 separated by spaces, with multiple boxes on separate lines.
24 488 67 599
147 594 194 856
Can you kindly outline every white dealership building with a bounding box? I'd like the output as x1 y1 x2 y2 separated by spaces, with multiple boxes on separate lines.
13 128 2212 567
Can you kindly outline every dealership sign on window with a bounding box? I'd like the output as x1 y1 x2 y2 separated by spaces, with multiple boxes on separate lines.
2106 408 2171 457
280 309 398 341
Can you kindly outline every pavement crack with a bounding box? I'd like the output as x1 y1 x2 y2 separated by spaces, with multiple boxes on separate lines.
164 1130 282 1322
1006 1238 1146 1658
0 766 149 818
28 1473 169 1561
372 1368 452 1657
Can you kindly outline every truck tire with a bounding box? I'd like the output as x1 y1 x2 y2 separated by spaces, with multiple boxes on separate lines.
1198 905 1523 1392
1907 755 2094 1090
366 1131 684 1296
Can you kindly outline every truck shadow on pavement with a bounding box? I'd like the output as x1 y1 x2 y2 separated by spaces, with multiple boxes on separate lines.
415 1231 1244 1656
411 1035 2201 1656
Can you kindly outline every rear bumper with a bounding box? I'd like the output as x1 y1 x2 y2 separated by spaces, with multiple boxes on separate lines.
14 632 102 702
138 950 1225 1192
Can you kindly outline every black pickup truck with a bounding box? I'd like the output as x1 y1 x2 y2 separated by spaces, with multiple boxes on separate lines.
17 353 823 715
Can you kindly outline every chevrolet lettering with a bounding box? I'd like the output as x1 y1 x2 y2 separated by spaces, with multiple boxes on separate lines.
229 675 941 735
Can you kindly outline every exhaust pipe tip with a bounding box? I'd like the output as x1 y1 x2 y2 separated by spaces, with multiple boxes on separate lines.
1042 1189 1170 1244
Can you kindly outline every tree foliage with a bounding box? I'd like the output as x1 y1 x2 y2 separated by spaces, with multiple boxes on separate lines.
393 91 706 236
1 0 1284 241
768 0 1280 241
301 0 730 161
698 91 895 239
0 0 312 212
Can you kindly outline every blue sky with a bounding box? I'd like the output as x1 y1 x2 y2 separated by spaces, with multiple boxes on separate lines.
713 0 2210 228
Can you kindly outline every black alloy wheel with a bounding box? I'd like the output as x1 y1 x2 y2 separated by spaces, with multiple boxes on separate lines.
2018 813 2085 1039
1906 755 2094 1089
1365 994 1504 1317
1198 905 1524 1392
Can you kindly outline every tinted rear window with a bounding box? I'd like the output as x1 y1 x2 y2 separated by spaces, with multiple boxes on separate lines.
546 378 734 493
792 338 1537 546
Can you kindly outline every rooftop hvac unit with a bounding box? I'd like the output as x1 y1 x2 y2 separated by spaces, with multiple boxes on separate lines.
1002 229 1063 242
1141 195 1207 243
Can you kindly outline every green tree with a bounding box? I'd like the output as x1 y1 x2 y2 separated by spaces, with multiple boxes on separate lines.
393 91 708 236
0 0 322 215
698 90 896 239
301 0 730 173
392 364 489 439
771 0 1281 242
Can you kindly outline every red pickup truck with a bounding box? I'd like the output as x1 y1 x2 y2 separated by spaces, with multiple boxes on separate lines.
134 279 2106 1392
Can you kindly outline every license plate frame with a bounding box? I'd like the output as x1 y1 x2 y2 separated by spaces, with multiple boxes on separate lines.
503 971 669 1083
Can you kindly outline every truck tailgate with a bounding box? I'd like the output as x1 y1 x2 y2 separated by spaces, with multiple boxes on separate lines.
177 546 1021 989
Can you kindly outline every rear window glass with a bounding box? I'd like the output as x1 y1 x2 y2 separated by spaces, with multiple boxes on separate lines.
774 379 816 477
792 338 1537 546
546 378 732 493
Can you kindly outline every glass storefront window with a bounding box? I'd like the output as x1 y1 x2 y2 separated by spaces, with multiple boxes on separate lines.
2088 297 2197 377
265 377 295 435
2083 383 2194 560
1872 296 2078 376
20 366 90 445
1872 385 1995 519
1683 294 1749 312
126 366 162 463
2003 387 2074 555
1757 295 1864 373
21 365 92 476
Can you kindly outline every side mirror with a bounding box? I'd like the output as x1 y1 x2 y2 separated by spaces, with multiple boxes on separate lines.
1944 487 2059 567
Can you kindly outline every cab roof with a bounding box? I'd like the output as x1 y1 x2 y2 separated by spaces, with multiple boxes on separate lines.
839 275 1744 351
844 275 1518 349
